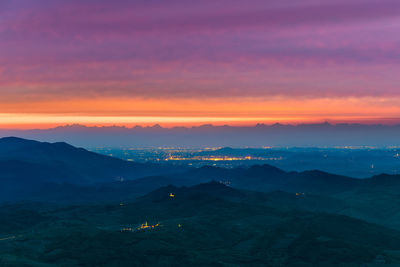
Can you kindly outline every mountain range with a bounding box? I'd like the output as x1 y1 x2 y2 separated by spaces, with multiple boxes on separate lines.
2 181 400 266
0 137 186 201
2 137 400 265
1 136 400 205
1 123 400 147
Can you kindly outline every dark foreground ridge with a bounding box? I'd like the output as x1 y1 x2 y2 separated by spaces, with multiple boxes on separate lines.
2 182 400 266
2 137 400 265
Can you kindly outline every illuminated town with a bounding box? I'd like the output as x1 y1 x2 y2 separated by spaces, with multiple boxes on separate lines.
91 147 400 178
164 155 283 162
120 222 160 232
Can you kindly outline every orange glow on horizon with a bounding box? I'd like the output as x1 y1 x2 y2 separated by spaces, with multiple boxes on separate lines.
0 96 399 129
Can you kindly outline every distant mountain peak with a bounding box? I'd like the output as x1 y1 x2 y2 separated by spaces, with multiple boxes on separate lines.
247 164 285 174
0 136 36 142
0 137 184 185
216 147 234 151
0 136 40 150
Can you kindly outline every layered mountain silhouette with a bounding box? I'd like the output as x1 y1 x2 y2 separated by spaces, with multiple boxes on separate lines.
140 165 361 195
2 122 400 147
0 137 185 183
0 137 186 200
3 138 400 265
3 182 400 266
2 137 400 204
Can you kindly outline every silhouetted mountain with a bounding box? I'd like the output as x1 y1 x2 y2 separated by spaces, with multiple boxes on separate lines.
1 123 400 147
3 182 400 266
367 173 400 186
0 137 188 201
3 137 400 207
164 164 360 195
3 138 400 265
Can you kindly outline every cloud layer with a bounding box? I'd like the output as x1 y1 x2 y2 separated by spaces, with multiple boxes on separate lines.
0 0 399 126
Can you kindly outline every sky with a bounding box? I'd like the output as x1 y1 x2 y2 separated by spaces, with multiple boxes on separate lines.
1 0 400 128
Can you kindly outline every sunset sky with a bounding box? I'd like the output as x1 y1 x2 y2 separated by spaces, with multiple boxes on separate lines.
1 0 400 128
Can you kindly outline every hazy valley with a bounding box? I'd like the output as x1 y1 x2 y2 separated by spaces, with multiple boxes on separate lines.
1 138 400 266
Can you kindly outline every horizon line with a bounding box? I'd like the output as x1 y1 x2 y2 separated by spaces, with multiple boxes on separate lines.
2 120 400 131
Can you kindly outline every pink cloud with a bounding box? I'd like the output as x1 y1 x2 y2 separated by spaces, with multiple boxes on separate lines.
0 0 400 100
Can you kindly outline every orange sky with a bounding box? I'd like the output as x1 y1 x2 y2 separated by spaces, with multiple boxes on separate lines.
2 1 400 129
1 96 399 129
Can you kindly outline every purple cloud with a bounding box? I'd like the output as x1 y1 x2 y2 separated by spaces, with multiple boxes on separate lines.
0 0 400 100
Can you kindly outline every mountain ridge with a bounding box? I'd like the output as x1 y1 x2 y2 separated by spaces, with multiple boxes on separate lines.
0 137 188 201
2 123 400 147
1 137 400 203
